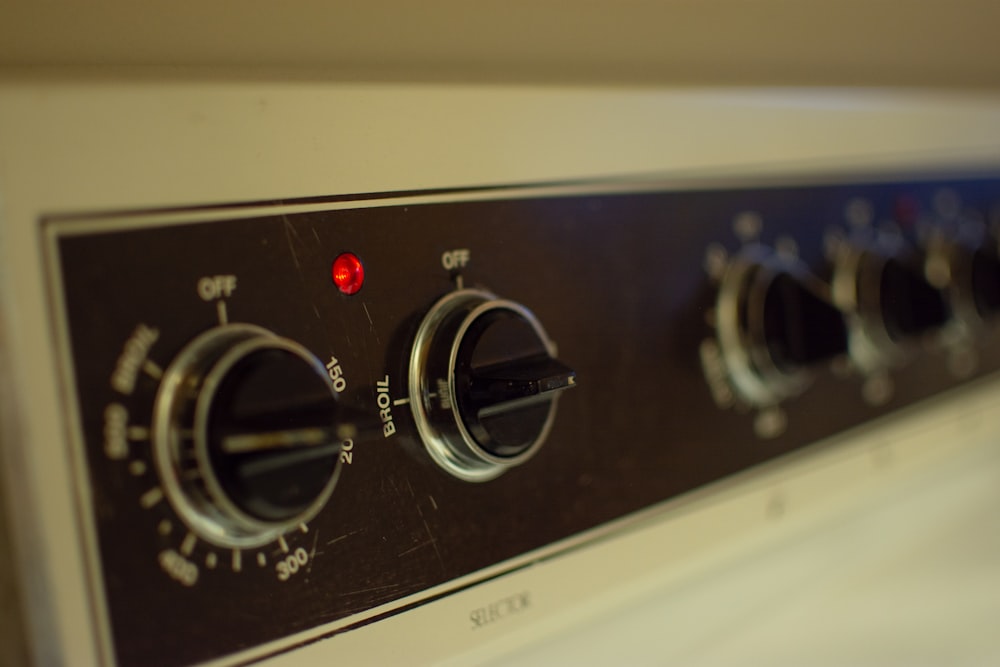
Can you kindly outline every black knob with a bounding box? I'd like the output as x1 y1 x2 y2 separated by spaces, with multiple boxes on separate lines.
923 223 1000 331
832 238 953 372
879 257 948 340
153 325 344 547
715 246 845 407
204 345 342 523
454 307 576 458
409 289 576 482
971 244 1000 317
761 272 848 371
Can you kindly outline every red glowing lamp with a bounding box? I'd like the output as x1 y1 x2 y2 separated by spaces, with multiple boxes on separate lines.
331 252 365 295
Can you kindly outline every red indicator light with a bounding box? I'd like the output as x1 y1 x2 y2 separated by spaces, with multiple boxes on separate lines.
893 195 920 228
331 252 365 295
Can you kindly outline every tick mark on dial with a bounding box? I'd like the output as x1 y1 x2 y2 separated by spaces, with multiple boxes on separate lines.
127 426 150 441
142 359 164 380
180 532 197 556
140 487 164 509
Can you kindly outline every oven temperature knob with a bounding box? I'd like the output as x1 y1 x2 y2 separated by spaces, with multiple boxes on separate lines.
153 324 344 548
409 289 576 482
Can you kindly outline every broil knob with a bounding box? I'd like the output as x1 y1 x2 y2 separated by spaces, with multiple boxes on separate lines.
409 289 576 482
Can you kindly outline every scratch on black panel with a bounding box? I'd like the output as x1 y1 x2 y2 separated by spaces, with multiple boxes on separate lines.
397 538 437 557
342 584 404 597
306 529 321 574
281 215 303 273
325 529 363 547
387 474 404 502
414 501 446 572
361 302 381 345
336 583 421 615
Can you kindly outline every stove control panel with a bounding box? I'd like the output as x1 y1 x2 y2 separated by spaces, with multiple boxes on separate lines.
46 174 1000 666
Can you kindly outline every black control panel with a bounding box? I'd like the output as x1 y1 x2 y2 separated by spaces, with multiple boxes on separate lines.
47 174 1000 666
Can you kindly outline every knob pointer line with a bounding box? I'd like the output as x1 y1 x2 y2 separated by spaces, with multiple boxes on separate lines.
220 427 336 454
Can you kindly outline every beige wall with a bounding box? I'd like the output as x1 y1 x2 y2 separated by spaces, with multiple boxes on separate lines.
1 1 999 87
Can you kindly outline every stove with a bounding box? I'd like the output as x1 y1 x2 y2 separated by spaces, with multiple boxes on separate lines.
2 82 1000 666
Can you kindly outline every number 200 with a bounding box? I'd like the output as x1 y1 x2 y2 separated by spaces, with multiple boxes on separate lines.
340 438 354 464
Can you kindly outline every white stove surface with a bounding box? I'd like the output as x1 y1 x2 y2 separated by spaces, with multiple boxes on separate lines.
484 431 1000 666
